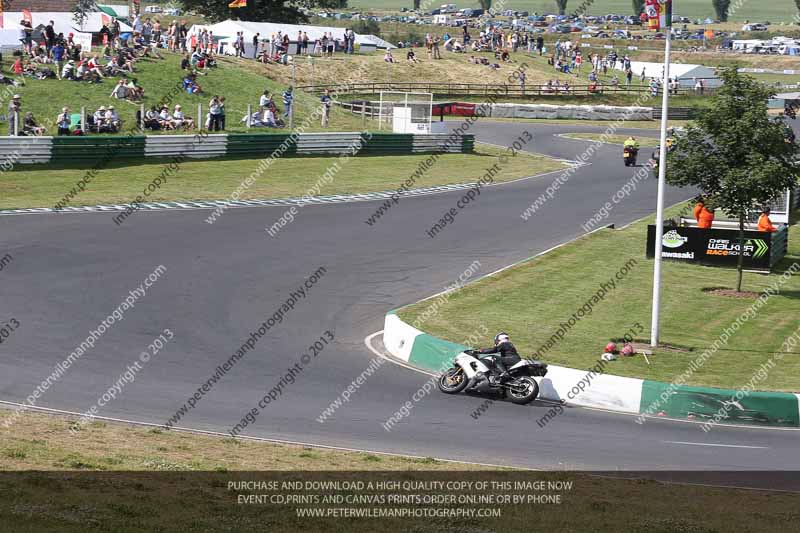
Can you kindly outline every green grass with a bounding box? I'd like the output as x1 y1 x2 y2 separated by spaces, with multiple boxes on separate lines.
0 143 565 210
399 203 800 391
7 52 370 135
1 410 799 531
350 0 800 22
561 133 660 146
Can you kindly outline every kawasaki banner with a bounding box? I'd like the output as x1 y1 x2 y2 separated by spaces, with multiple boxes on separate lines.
646 225 787 271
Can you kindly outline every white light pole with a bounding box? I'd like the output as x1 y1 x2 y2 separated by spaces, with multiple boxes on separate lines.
651 9 672 348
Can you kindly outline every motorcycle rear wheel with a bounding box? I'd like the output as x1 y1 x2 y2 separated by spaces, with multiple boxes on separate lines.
507 376 540 405
438 367 469 394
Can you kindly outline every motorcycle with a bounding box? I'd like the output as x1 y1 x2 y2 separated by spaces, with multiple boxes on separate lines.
623 146 639 167
437 350 548 405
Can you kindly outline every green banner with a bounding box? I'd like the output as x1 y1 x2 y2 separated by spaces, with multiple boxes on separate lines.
640 381 799 427
408 334 467 373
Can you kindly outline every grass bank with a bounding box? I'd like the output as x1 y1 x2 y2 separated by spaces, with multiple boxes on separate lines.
0 143 565 210
399 203 800 391
1 409 798 531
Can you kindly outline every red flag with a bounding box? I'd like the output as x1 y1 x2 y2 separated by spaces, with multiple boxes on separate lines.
645 0 660 30
22 9 32 23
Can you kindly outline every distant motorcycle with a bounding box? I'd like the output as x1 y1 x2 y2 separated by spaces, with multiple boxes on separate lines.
437 350 548 405
623 146 639 167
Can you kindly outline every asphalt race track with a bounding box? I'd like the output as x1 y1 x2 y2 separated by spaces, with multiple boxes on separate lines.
2 120 799 485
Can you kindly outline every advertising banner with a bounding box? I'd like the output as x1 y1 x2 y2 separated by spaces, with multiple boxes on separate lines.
646 225 784 271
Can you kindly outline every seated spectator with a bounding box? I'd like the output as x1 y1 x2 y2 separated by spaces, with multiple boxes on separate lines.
144 106 161 130
110 79 128 99
183 73 202 94
384 50 394 63
23 112 45 135
93 106 108 132
126 78 144 101
12 57 24 76
62 60 77 80
158 106 175 130
87 55 105 79
171 104 193 129
105 106 121 132
262 106 278 127
406 49 418 63
56 107 71 135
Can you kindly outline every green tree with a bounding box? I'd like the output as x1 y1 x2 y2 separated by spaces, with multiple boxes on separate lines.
632 0 645 16
795 0 800 19
352 19 380 36
180 0 348 24
413 0 421 9
712 0 732 22
480 0 493 13
72 0 96 28
555 0 569 16
666 69 799 292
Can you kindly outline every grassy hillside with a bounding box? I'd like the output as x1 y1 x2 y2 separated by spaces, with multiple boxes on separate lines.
5 52 369 135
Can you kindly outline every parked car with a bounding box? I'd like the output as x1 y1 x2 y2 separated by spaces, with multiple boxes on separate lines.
742 23 768 32
144 6 163 14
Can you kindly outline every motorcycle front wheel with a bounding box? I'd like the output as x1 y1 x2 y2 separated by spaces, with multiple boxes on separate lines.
437 367 469 394
506 376 540 405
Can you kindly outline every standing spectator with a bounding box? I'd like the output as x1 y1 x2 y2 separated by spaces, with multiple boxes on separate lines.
52 41 66 79
208 96 222 130
302 32 309 54
640 67 646 83
8 95 21 136
253 33 260 58
259 90 271 114
320 89 332 127
20 18 33 55
179 20 188 51
143 18 153 44
133 12 143 35
282 87 293 119
536 36 544 56
432 36 441 59
519 70 526 96
57 107 71 135
219 96 226 130
153 19 162 46
625 68 633 86
44 20 56 54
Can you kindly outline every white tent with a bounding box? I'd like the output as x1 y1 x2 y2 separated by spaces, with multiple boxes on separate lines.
187 20 393 50
616 61 722 88
2 11 132 35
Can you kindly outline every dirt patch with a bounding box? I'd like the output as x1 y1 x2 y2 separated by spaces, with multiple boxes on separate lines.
702 287 761 299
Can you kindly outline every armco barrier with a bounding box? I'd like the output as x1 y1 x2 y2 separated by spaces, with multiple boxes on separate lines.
383 313 799 425
0 133 474 165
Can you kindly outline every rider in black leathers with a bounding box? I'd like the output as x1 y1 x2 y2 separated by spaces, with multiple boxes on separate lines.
475 332 521 383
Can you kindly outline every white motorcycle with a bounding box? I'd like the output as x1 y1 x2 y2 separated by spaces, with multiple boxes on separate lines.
437 350 547 405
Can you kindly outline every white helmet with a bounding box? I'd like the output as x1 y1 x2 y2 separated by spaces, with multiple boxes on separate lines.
494 332 510 345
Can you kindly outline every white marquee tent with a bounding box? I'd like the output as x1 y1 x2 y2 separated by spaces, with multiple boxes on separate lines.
1 11 132 36
615 61 722 88
187 20 393 51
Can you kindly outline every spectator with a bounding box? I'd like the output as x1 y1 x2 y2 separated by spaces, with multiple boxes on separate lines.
12 56 23 76
144 106 161 130
259 90 271 114
105 106 121 132
757 207 778 232
110 79 128 99
263 106 278 127
697 204 715 229
62 60 77 80
172 104 193 129
625 68 633 86
406 49 418 63
219 96 226 130
432 36 441 59
320 89 332 127
20 18 33 55
158 106 175 130
143 18 153 44
153 19 162 45
181 52 190 70
44 20 56 54
208 95 222 131
57 107 72 135
52 41 66 79
7 94 21 136
303 32 309 54
253 33 260 59
22 112 45 135
282 87 293 118
384 50 394 63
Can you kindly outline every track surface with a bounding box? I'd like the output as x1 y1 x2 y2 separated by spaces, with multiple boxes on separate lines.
2 121 799 481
